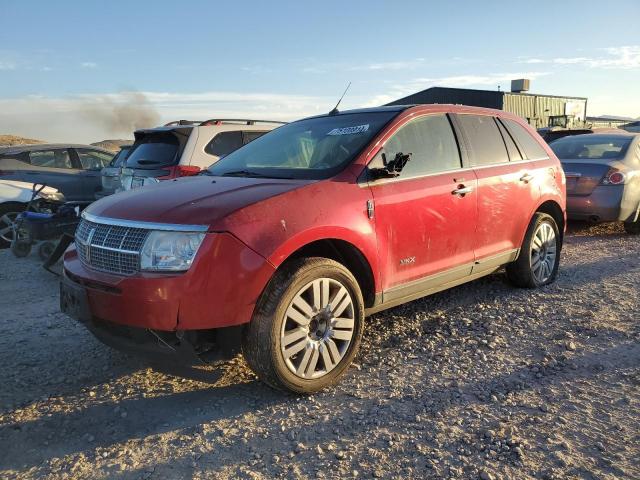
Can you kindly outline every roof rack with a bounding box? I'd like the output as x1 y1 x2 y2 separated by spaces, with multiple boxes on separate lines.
199 119 287 126
163 120 204 126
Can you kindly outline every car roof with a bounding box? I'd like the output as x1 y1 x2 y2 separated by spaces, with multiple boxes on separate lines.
300 104 522 122
0 143 113 154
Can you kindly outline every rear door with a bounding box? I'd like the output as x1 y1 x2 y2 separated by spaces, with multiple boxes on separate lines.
453 114 543 264
367 113 478 297
73 148 114 200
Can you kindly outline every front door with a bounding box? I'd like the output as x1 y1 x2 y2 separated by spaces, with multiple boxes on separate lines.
366 113 478 300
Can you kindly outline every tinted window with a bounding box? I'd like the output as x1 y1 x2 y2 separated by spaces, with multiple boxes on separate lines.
503 119 548 159
205 131 243 156
207 111 398 180
109 147 131 167
29 150 72 169
496 119 523 161
370 114 461 178
243 131 268 145
77 149 114 170
457 115 509 166
126 133 180 168
550 135 633 160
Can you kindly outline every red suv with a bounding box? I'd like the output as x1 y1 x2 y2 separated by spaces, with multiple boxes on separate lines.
61 105 566 393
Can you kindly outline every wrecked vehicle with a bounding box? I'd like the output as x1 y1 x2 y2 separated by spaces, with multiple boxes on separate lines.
61 105 566 393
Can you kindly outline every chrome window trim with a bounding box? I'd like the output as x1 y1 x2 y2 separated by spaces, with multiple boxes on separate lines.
81 211 209 232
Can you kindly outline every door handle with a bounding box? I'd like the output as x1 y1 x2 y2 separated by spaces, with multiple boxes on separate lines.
452 185 473 196
520 173 534 183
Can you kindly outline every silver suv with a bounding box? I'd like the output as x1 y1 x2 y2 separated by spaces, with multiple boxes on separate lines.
120 119 285 190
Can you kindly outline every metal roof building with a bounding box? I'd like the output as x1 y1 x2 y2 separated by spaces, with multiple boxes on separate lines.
386 80 588 130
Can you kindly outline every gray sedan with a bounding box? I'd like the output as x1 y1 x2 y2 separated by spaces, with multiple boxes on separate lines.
550 132 640 234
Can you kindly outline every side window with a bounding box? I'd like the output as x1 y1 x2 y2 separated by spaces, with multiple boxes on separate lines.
205 131 243 156
502 119 549 160
76 149 114 170
457 115 509 166
242 131 268 145
29 150 73 169
496 119 523 161
371 114 461 178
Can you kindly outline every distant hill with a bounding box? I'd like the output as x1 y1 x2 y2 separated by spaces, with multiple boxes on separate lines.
91 139 133 152
0 135 46 147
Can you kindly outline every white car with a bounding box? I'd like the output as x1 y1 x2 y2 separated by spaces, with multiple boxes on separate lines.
0 180 64 247
120 119 285 190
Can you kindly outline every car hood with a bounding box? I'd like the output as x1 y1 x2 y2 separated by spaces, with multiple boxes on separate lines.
85 175 313 228
0 180 60 203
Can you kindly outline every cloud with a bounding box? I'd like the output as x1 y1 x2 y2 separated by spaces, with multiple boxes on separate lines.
80 62 98 68
519 46 640 69
0 61 16 71
349 58 426 71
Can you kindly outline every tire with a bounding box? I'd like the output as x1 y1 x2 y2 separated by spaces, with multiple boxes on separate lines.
506 213 561 288
11 240 32 258
242 257 365 394
624 219 640 235
0 202 26 249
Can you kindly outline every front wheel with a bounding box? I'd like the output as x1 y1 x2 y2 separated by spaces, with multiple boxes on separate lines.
507 213 561 288
242 257 364 394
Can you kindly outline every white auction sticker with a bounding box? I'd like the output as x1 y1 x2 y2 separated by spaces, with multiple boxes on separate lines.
327 124 370 136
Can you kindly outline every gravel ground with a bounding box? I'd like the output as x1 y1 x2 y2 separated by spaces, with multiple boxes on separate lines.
0 222 638 480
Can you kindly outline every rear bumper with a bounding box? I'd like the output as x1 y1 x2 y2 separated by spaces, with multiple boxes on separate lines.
566 185 624 222
61 232 276 332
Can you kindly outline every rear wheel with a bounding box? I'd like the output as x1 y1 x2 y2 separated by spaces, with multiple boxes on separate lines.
0 202 25 249
507 213 561 288
242 257 364 394
623 219 640 235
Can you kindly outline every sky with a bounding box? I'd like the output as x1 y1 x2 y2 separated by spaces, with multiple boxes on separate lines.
1 0 639 143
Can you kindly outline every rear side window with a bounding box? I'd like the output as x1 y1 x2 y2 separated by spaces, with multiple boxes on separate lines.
457 115 509 166
503 119 548 159
205 131 243 156
76 149 114 170
496 119 523 161
372 114 461 178
29 150 73 169
127 133 180 168
243 131 268 145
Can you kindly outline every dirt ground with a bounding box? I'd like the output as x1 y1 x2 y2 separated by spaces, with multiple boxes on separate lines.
0 222 638 480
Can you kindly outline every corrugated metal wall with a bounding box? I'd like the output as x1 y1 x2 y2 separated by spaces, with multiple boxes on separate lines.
503 94 587 129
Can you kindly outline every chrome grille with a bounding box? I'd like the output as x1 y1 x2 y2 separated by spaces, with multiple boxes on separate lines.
75 219 149 275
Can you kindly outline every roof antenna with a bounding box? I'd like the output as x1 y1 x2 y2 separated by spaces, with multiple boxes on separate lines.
329 82 351 115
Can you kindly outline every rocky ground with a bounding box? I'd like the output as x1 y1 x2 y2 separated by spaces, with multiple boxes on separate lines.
0 222 638 479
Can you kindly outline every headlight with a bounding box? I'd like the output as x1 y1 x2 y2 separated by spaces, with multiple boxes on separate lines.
140 231 206 271
38 190 65 202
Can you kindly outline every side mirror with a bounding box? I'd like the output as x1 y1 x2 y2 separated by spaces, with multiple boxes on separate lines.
369 152 412 179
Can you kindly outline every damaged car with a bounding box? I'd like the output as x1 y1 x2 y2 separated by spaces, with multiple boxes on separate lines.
61 105 566 393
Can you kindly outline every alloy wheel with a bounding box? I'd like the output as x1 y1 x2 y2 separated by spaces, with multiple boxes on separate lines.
530 221 557 284
0 212 20 243
280 278 355 379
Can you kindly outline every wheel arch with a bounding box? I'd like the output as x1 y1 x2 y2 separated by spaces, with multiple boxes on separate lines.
275 238 377 308
535 199 566 243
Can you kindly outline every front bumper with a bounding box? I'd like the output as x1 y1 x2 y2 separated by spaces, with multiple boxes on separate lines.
566 185 624 222
61 232 276 332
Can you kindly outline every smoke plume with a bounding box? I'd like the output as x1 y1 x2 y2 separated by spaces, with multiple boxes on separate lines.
80 92 161 135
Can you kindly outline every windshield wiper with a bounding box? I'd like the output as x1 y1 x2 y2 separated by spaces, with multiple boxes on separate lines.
136 159 165 165
221 169 267 177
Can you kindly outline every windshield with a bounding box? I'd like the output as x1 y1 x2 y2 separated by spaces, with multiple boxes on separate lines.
550 135 633 160
207 111 398 179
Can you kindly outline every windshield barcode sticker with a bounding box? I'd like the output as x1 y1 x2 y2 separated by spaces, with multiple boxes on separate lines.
327 124 370 136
